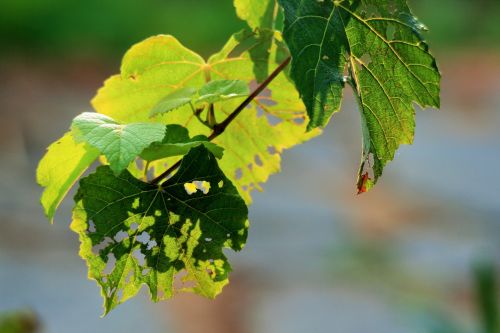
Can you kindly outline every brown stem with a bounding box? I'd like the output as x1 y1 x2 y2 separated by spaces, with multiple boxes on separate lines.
150 55 292 185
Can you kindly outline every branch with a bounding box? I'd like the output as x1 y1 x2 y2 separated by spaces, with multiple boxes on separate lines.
150 56 292 185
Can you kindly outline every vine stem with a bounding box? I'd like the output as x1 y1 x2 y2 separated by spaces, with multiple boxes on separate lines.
150 55 292 185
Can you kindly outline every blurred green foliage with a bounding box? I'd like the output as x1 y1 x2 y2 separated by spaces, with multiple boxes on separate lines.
1 0 499 62
0 0 244 59
0 310 40 333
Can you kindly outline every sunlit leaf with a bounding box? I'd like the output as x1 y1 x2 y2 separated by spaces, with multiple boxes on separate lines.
37 132 99 223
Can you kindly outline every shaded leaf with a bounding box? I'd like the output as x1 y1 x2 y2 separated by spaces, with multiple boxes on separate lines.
234 0 277 30
71 145 248 314
196 80 249 104
71 112 166 174
37 132 99 223
149 87 197 117
140 124 224 161
233 0 279 82
279 0 440 190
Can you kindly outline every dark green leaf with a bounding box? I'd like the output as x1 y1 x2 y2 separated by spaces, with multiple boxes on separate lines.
140 125 224 161
279 0 441 191
71 145 248 314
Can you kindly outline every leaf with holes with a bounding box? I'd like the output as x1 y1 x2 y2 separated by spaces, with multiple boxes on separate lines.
37 132 99 223
196 80 250 105
71 145 248 315
140 124 224 161
149 87 197 117
279 0 440 191
91 33 319 203
71 112 166 174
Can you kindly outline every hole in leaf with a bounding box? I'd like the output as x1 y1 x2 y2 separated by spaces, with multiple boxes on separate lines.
293 117 305 125
194 180 211 194
137 232 151 245
117 289 124 302
218 180 224 188
114 230 128 242
103 253 116 275
267 146 277 155
125 270 134 284
147 240 157 250
88 221 96 233
266 113 283 126
92 237 113 255
256 106 265 117
235 168 243 180
254 155 263 167
258 97 277 107
132 249 146 266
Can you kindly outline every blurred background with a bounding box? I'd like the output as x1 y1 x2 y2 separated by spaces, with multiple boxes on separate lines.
0 0 499 332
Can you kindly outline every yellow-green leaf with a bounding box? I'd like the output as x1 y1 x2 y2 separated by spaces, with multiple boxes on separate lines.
91 33 319 203
37 132 99 223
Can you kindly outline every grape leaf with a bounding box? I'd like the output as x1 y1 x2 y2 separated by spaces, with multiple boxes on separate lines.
140 125 224 161
71 145 248 315
233 0 279 82
71 112 166 174
279 0 441 191
234 0 277 30
92 35 207 123
91 33 319 203
196 80 249 104
149 87 197 117
37 132 99 223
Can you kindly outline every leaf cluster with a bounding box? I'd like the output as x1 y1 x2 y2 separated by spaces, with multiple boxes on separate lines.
37 0 440 314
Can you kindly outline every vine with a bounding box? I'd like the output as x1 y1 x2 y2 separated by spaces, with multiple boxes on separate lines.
37 0 440 315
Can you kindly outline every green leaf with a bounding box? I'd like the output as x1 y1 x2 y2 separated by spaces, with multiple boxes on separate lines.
71 112 166 174
149 87 197 117
234 0 277 30
71 145 248 315
196 80 249 104
233 0 280 82
140 125 224 161
37 132 99 223
92 35 207 123
279 0 441 191
91 34 319 203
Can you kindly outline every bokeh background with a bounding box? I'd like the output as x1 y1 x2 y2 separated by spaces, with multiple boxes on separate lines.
0 0 499 332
